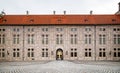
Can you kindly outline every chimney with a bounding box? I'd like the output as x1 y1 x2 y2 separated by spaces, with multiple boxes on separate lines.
118 2 120 11
53 11 56 15
115 2 120 15
26 11 29 15
64 11 66 15
90 10 93 15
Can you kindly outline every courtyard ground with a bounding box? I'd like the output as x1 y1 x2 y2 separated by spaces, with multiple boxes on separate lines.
0 61 120 73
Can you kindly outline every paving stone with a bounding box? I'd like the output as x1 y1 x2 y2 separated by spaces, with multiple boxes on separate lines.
0 61 120 73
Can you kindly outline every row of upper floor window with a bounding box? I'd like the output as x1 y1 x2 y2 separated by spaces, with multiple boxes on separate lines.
0 27 120 32
0 34 120 45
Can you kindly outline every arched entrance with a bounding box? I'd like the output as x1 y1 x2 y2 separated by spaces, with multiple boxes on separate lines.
56 49 63 60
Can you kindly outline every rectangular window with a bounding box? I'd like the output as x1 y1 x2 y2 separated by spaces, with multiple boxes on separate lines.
114 52 117 57
2 35 5 44
71 52 73 57
113 34 120 44
85 52 87 57
42 52 44 57
118 35 120 44
85 35 91 44
13 34 20 44
99 52 102 57
56 28 63 32
42 28 48 32
28 28 34 32
70 48 77 57
27 48 34 57
114 35 117 44
0 34 5 44
28 35 30 44
103 52 106 57
99 48 106 57
31 52 34 57
13 48 20 57
42 48 48 57
56 34 63 44
99 35 106 44
71 28 77 32
28 34 34 44
85 28 91 32
70 34 77 44
99 28 105 31
85 48 92 57
0 49 5 58
31 34 34 44
28 52 30 57
114 48 120 57
118 52 120 57
0 35 1 44
42 34 48 44
13 52 16 57
60 35 63 44
103 35 106 44
13 28 19 32
99 35 102 44
74 52 77 57
56 35 59 44
114 48 117 57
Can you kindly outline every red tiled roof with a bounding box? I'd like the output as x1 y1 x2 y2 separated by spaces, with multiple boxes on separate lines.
0 15 120 25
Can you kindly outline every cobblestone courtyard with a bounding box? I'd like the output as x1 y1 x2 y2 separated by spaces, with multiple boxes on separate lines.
0 61 120 73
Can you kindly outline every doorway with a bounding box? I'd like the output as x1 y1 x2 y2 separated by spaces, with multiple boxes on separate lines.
56 49 63 60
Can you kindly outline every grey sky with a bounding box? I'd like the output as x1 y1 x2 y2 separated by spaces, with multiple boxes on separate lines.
0 0 120 14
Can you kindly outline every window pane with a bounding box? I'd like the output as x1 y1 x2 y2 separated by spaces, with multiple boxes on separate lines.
114 52 116 57
118 52 120 57
13 52 16 57
28 52 30 57
2 35 5 44
71 52 73 57
0 35 1 44
42 52 44 57
74 52 77 57
85 52 87 57
17 52 19 57
99 52 102 57
2 52 5 57
31 52 34 57
103 52 106 57
46 52 48 57
89 52 91 57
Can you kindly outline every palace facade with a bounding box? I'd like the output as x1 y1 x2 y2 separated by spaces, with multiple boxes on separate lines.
0 3 120 61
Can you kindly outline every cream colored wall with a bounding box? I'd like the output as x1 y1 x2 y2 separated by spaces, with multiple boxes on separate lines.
0 25 120 61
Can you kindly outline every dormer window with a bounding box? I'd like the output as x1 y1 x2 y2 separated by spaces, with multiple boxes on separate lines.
112 19 116 22
2 19 7 23
30 19 34 22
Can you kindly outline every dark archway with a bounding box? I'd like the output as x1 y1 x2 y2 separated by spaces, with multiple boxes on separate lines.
56 49 63 60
